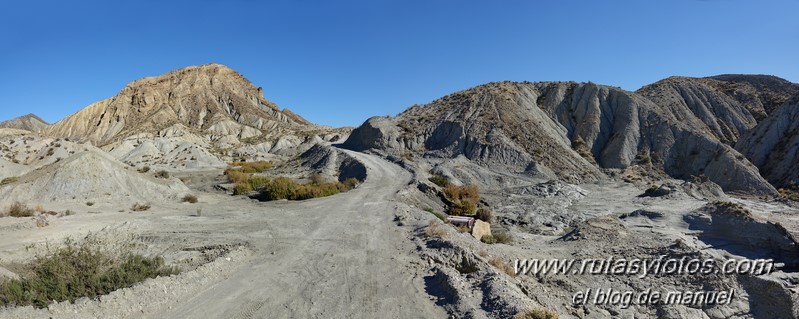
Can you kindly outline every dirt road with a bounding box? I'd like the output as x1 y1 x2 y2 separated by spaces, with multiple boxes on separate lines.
0 150 446 318
157 150 444 318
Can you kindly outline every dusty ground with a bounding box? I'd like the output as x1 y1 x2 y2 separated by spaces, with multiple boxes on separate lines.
0 150 447 319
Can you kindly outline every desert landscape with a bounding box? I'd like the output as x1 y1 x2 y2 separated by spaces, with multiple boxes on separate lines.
0 63 797 318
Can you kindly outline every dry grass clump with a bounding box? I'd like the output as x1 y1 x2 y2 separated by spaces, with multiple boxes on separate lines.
0 239 178 308
444 184 480 216
513 308 560 319
488 257 516 277
425 220 447 238
711 201 751 217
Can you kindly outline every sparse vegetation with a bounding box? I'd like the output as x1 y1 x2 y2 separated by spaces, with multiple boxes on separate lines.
429 174 450 188
131 203 151 212
1 202 35 218
488 257 516 277
444 184 480 216
425 220 447 238
227 161 272 173
182 194 198 203
475 207 493 223
0 239 179 308
513 308 560 319
571 136 596 164
778 182 799 202
1 176 18 186
138 166 151 173
424 208 447 221
260 177 358 201
155 170 170 179
481 231 513 245
86 201 95 206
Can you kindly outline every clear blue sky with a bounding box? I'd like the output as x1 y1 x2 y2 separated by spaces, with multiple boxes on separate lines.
1 0 797 127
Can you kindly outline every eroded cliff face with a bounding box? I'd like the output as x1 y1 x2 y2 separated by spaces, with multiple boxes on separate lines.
736 95 799 188
637 75 798 145
44 63 312 146
344 81 777 195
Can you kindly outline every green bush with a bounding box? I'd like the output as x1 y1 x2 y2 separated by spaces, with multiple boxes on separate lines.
0 239 178 308
138 166 151 173
261 177 297 200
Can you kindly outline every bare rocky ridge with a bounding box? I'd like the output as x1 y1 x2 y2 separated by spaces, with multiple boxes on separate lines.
736 95 799 187
638 75 799 145
0 114 49 133
345 81 776 195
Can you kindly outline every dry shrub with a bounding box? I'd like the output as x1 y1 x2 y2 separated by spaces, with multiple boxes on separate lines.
182 194 198 203
225 169 250 184
444 184 480 216
260 177 358 201
3 202 35 218
228 161 272 173
425 220 447 238
488 257 516 277
476 207 493 223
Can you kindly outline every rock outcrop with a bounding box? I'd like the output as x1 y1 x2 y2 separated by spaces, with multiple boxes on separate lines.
344 81 777 195
43 64 314 146
0 114 49 133
736 95 799 187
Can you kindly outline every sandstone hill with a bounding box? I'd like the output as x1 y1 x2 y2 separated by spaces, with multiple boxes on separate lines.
344 81 777 195
638 75 798 145
43 64 323 147
0 114 49 133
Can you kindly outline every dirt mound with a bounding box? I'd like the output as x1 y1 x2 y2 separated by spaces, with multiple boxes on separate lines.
0 148 189 205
